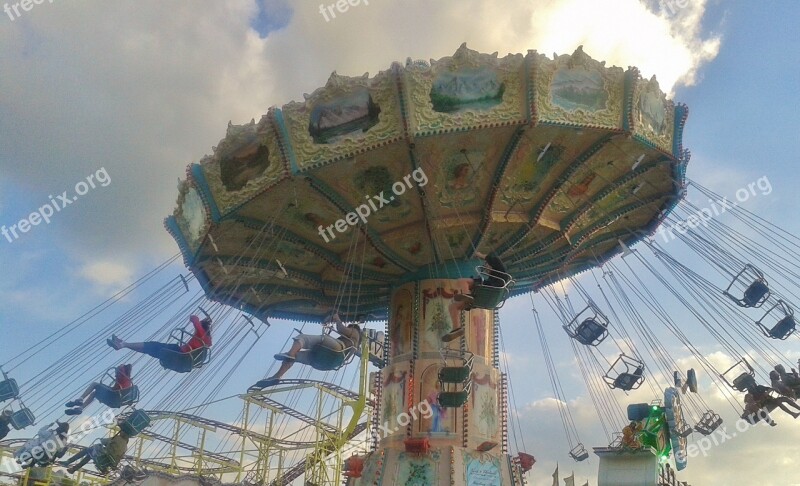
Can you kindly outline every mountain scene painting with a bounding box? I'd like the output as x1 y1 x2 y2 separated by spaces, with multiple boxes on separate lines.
550 66 608 112
430 68 505 113
308 88 381 144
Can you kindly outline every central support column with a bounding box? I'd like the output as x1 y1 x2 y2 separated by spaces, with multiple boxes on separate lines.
352 278 524 485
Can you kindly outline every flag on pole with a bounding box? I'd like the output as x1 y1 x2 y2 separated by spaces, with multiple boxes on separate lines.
564 472 575 486
552 464 559 486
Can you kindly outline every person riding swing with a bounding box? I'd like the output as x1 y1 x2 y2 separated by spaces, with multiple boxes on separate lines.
65 364 134 416
252 312 361 388
107 315 212 363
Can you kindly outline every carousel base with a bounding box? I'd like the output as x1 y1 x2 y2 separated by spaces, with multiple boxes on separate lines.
346 444 526 486
593 446 660 486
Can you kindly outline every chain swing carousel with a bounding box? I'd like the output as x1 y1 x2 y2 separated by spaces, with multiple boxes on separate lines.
164 43 692 485
5 43 799 486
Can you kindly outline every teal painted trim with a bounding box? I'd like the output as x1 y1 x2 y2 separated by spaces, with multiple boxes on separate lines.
190 164 222 223
673 103 688 157
164 216 196 267
473 126 526 252
524 50 535 123
274 108 301 175
393 259 483 286
498 134 614 258
623 68 637 132
560 159 666 233
305 174 417 272
227 216 394 282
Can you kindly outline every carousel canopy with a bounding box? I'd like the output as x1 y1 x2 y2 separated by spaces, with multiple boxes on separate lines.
166 44 688 322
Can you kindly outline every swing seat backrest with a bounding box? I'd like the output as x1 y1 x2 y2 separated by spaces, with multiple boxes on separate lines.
627 403 651 421
471 285 510 310
97 385 140 408
686 368 698 393
569 445 589 462
10 408 35 430
93 450 118 474
575 318 607 345
613 372 641 391
119 410 151 437
743 281 769 307
439 366 471 384
769 316 796 340
0 379 19 403
438 391 469 408
732 373 756 392
310 344 347 371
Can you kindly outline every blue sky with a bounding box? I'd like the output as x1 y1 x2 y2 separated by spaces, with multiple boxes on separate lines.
1 1 799 484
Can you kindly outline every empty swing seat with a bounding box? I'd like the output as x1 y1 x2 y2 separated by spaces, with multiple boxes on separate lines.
766 316 796 340
694 412 722 435
569 444 589 462
627 403 652 422
119 410 151 437
517 452 536 472
743 281 770 308
10 408 35 430
97 385 140 408
159 347 209 373
343 456 365 478
0 379 19 403
438 391 469 408
575 318 607 346
686 369 698 393
439 366 471 384
613 372 643 391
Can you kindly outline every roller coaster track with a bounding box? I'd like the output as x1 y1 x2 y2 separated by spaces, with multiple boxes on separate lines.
269 421 368 486
141 410 323 449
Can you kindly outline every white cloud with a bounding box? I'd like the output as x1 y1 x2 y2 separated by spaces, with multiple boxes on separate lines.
78 260 134 294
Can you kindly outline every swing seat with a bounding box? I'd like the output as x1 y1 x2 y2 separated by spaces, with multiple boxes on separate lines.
10 408 35 430
627 403 652 422
694 412 722 435
677 424 694 438
742 281 770 308
613 372 643 391
310 344 348 371
119 410 151 437
517 452 536 472
686 369 698 393
766 316 796 340
343 456 364 478
569 444 589 462
159 347 209 373
574 318 608 346
439 366 471 384
93 451 119 474
97 385 140 408
403 437 430 454
0 379 19 403
438 391 469 408
731 373 756 392
471 286 509 310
